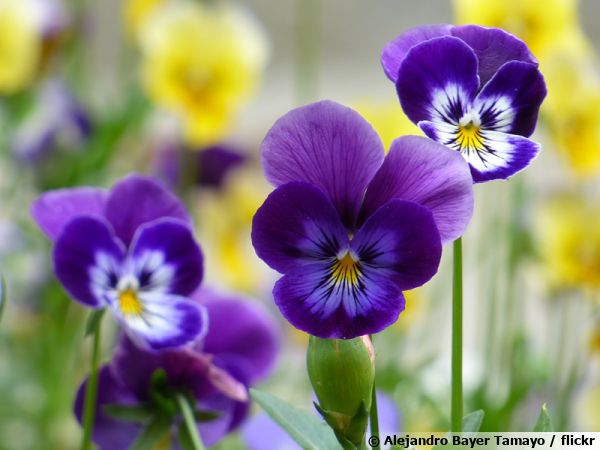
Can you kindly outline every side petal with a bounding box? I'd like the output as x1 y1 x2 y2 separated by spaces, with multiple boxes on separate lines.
473 61 547 137
261 101 385 228
381 24 452 82
115 293 208 351
31 187 108 241
74 366 141 450
53 216 125 308
197 288 281 384
360 136 474 244
396 36 480 125
251 182 349 274
129 218 204 296
105 174 191 246
463 131 541 183
451 25 538 86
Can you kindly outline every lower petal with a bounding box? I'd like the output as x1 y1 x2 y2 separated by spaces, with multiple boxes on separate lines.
116 293 208 350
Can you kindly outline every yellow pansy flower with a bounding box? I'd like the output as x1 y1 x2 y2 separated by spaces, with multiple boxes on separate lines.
353 100 421 152
0 0 42 94
138 1 268 146
123 0 165 37
536 197 600 291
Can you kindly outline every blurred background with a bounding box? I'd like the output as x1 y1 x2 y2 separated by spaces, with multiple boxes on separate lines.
1 0 600 448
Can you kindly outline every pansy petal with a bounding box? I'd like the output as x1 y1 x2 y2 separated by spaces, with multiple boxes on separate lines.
360 136 474 244
197 145 247 188
451 25 538 86
129 218 204 296
196 390 249 447
352 199 442 290
105 174 191 246
381 24 452 82
396 36 479 124
261 101 384 228
53 216 124 307
274 262 404 339
74 366 141 450
251 181 348 273
197 289 280 384
473 61 547 137
115 293 208 350
462 131 541 182
31 187 108 240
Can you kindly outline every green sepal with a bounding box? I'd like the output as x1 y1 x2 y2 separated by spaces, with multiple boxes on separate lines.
103 403 155 423
129 414 172 450
84 309 105 337
177 421 195 450
194 409 221 422
533 404 554 432
314 400 369 447
148 369 177 416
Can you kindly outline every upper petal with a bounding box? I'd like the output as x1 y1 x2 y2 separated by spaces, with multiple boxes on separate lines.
451 25 538 86
105 174 191 246
31 187 108 241
396 36 480 124
260 101 385 228
473 61 547 137
360 136 474 244
197 288 280 384
381 24 452 82
53 216 125 308
352 199 442 291
251 181 349 274
129 218 204 296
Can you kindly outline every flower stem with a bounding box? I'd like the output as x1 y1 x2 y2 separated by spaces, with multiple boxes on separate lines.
176 393 205 450
369 383 380 450
451 237 463 433
81 321 102 450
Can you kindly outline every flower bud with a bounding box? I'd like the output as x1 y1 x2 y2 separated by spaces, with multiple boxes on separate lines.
307 335 375 447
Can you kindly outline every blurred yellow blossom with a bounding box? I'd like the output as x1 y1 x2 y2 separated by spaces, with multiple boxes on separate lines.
138 0 268 146
536 197 600 291
0 0 42 94
123 0 164 37
353 100 420 151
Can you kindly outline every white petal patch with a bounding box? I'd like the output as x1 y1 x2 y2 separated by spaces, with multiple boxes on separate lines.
428 83 472 124
473 94 514 132
130 250 175 293
89 252 121 303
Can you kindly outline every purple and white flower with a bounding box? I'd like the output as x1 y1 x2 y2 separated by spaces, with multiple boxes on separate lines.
74 289 280 449
382 25 547 182
31 174 207 350
252 101 474 339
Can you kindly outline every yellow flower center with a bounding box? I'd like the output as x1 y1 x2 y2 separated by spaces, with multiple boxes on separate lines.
119 289 144 316
331 252 361 287
456 122 485 151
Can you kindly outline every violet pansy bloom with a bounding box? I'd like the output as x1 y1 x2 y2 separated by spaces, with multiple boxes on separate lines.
252 101 474 339
31 174 206 350
382 25 547 182
74 289 280 449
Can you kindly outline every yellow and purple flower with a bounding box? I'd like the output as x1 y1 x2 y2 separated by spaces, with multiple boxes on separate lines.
382 25 547 182
31 174 206 350
73 289 280 449
251 101 474 339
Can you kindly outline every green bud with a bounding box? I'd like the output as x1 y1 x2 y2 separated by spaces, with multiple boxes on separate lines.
307 335 375 447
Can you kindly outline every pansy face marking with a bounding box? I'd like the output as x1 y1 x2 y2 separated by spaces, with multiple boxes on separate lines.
330 251 362 290
383 25 547 182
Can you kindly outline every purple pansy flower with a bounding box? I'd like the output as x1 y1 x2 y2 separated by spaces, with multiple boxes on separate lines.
31 174 207 350
251 101 474 339
74 289 280 449
382 24 547 182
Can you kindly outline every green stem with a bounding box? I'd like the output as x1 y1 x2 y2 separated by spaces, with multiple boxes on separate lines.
369 383 380 450
294 0 320 102
81 321 102 450
451 237 463 433
176 394 205 450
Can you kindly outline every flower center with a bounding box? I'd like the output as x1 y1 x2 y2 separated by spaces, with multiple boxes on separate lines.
331 252 361 287
119 288 144 316
456 121 485 152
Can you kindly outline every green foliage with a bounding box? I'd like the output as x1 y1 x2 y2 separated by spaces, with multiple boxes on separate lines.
533 404 554 432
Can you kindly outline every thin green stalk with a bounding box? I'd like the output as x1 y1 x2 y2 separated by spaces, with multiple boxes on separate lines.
369 384 380 450
451 237 463 433
81 322 102 450
176 394 205 450
294 0 320 103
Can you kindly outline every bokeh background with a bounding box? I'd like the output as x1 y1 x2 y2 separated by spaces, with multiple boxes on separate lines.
1 0 600 448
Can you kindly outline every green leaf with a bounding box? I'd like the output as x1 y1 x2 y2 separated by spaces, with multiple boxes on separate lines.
462 410 485 433
129 415 172 450
103 404 155 423
251 389 341 450
533 404 554 432
85 309 105 337
0 275 6 324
